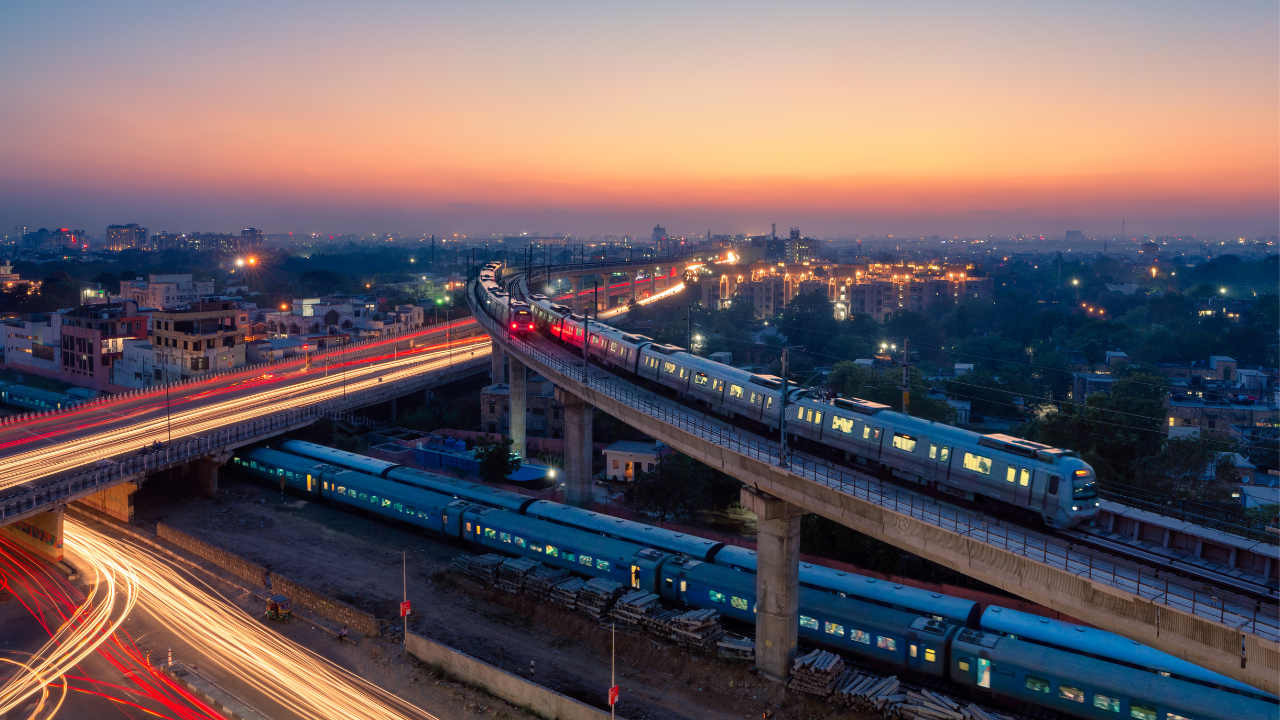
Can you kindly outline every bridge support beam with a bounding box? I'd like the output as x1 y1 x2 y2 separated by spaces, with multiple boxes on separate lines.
571 276 583 314
510 357 526 459
628 272 636 303
558 388 594 508
742 486 803 681
196 453 232 498
1 507 64 564
75 481 137 523
491 347 505 384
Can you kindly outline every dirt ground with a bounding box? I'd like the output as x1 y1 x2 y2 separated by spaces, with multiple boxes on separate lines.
134 471 876 720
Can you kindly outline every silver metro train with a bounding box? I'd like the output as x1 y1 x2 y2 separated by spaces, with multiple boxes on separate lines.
476 264 1099 529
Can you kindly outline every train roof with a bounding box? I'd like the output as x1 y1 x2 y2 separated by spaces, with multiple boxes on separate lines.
713 545 978 625
236 446 337 475
962 631 1276 714
386 467 535 513
278 439 403 477
524 501 722 560
467 506 657 566
980 606 1269 696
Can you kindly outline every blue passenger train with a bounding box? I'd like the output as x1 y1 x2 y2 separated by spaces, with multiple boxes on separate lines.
230 443 1276 720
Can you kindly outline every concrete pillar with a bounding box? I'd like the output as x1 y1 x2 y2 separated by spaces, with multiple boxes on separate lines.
571 276 583 313
389 396 398 420
742 487 803 681
491 347 506 384
558 388 594 508
75 481 137 522
651 270 657 297
1 508 64 564
510 356 526 459
196 453 231 498
629 272 636 302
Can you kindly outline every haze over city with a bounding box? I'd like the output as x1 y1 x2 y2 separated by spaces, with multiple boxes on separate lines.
2 0 1277 238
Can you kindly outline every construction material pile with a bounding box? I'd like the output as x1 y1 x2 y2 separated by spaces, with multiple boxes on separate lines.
524 566 571 600
451 554 505 584
787 649 846 697
549 577 586 610
830 672 1015 720
642 608 722 650
715 634 754 661
610 591 661 627
496 557 541 594
576 578 624 619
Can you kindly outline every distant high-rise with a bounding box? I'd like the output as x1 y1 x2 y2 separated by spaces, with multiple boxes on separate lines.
1065 230 1084 243
651 225 667 244
106 223 148 251
785 227 817 263
241 228 263 244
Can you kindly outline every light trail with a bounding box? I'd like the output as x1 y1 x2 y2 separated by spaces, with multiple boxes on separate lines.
0 338 490 489
598 281 685 318
0 531 139 716
68 518 439 720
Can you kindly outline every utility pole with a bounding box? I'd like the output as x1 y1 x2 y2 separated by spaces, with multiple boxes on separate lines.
900 338 910 417
686 306 692 351
402 550 409 647
778 349 789 467
165 382 172 444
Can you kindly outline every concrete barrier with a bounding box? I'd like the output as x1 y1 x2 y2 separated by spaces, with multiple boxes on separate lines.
405 632 619 720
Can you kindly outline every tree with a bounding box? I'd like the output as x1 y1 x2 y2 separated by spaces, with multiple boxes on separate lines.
1136 436 1237 501
830 362 955 423
473 436 520 483
632 453 711 523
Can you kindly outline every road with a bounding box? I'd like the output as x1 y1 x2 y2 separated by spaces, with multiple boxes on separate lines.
65 517 442 720
0 324 490 491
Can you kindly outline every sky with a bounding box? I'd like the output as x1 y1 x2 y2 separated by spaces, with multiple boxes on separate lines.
1 1 1276 239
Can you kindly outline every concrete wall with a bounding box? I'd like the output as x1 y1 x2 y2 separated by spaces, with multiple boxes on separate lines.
406 632 618 720
269 574 381 638
157 522 267 587
75 481 137 522
0 509 63 563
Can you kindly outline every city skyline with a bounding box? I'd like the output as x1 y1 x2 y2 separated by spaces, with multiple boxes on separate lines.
1 1 1276 238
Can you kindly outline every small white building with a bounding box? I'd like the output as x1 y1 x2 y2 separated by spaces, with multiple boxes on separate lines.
954 363 974 377
603 440 666 482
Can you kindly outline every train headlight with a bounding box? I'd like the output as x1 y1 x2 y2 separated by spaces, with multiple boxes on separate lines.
1072 506 1078 511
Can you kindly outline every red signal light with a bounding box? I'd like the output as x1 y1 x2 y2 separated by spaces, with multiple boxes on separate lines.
528 324 534 329
510 323 517 328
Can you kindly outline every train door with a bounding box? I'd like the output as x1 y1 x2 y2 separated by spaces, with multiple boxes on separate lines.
906 631 922 671
1013 467 1033 506
1029 471 1048 513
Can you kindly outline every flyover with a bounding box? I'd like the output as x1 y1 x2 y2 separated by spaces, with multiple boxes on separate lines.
0 322 492 564
469 273 1280 694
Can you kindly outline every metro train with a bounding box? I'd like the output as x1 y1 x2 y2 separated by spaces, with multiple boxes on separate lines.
231 444 1275 720
475 263 1099 529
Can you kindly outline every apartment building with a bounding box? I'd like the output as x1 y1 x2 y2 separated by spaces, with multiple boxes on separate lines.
119 274 215 310
116 301 246 386
58 301 148 390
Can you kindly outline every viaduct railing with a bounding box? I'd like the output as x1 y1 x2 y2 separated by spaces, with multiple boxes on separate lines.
470 279 1280 644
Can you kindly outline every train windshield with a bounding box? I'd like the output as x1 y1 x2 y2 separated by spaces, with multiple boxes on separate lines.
1071 470 1097 500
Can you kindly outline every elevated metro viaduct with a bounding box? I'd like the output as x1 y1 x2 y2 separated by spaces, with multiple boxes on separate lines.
469 276 1280 695
0 329 492 565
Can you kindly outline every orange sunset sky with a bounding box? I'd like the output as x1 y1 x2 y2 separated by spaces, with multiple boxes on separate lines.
1 1 1276 237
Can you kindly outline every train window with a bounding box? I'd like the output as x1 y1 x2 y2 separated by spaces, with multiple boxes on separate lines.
851 630 871 644
909 644 917 658
336 486 345 495
662 361 676 374
863 425 871 439
530 542 544 553
500 532 512 543
939 447 950 463
929 444 937 459
805 409 813 422
876 636 897 651
872 427 881 440
694 373 709 386
515 537 526 547
800 615 819 630
1128 704 1156 720
958 661 970 672
393 502 403 512
749 391 759 404
824 622 845 637
680 580 687 592
349 490 357 498
1006 466 1017 483
465 522 472 533
709 590 726 603
545 545 559 557
1048 475 1060 495
1020 469 1030 486
596 560 610 571
1165 714 1192 720
382 499 392 508
831 416 855 434
731 596 749 610
484 528 497 539
765 396 774 410
1024 676 1051 694
405 506 414 515
609 341 618 352
977 659 990 688
924 648 936 662
730 384 744 398
892 434 917 453
814 411 823 425
963 453 993 475
564 552 575 562
322 481 329 490
359 492 369 502
579 554 592 566
1058 686 1084 703
679 367 689 379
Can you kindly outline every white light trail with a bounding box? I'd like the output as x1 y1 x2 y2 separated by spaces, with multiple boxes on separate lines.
68 519 438 720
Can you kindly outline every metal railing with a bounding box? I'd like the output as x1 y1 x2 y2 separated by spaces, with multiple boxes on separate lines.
469 279 1280 642
1098 482 1278 545
0 346 491 522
